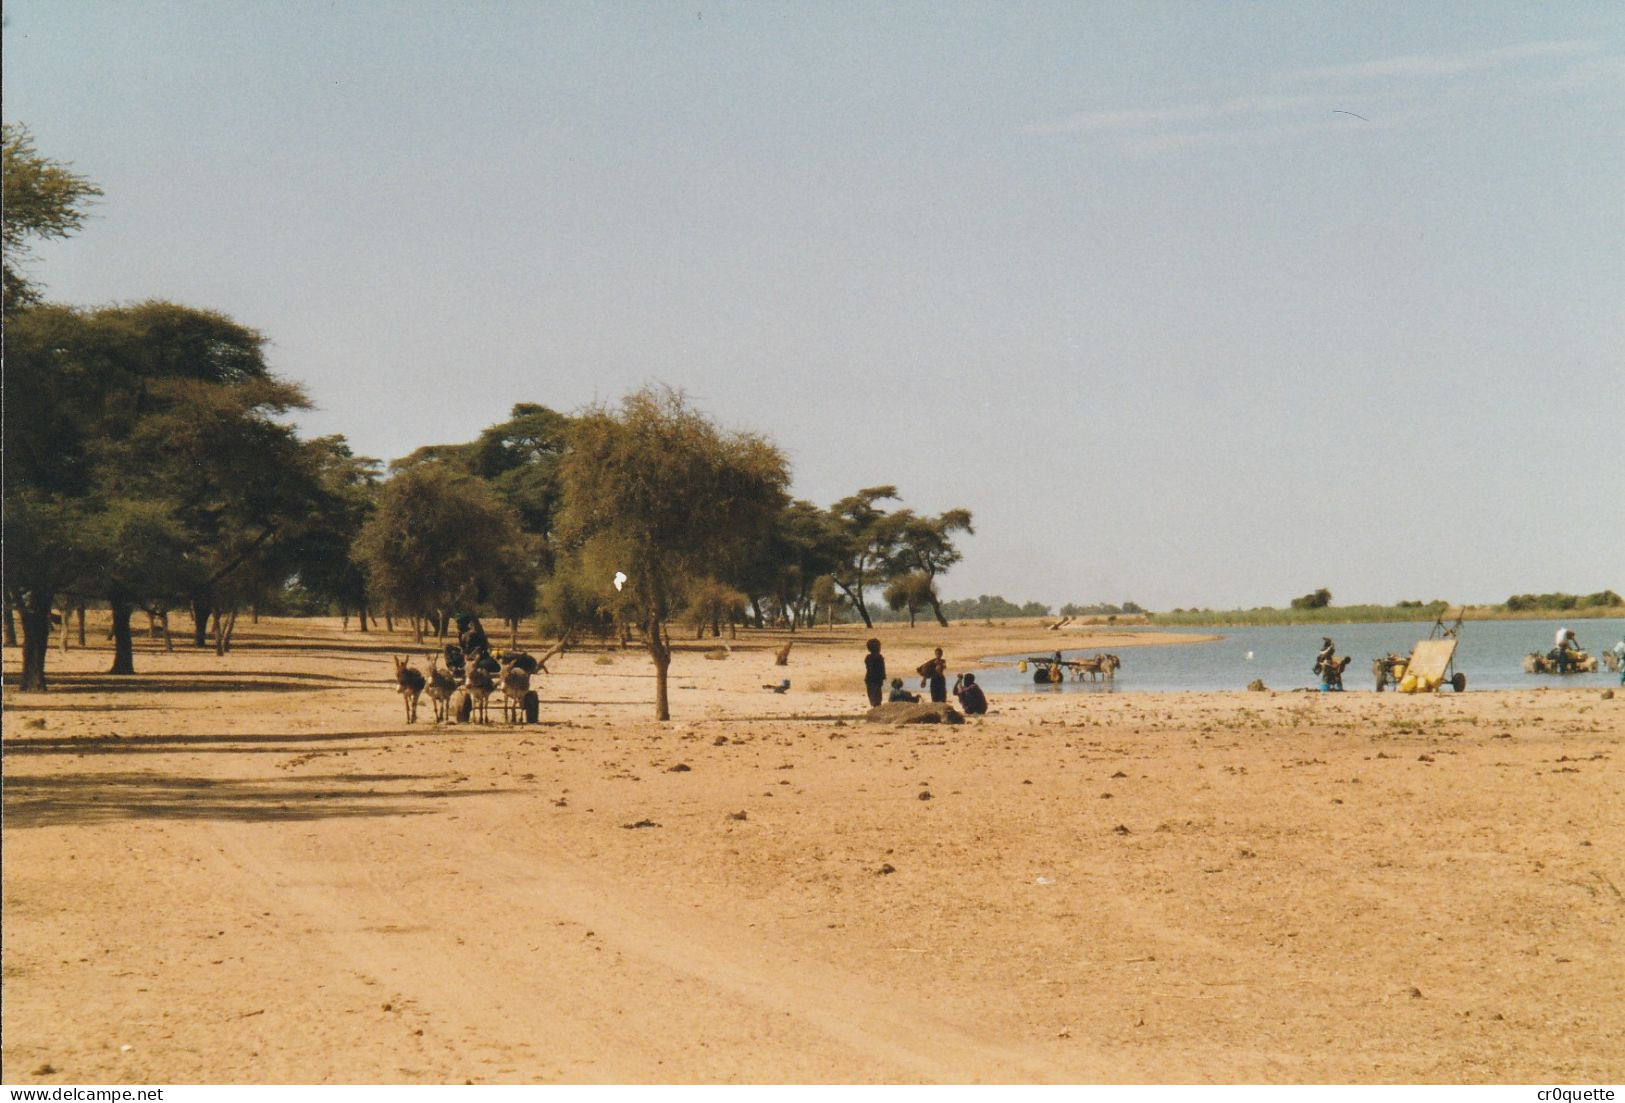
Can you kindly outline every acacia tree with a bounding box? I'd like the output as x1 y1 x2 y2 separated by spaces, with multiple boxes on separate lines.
2 124 102 312
883 572 935 628
2 128 102 688
826 486 899 629
354 463 534 644
555 388 789 720
287 436 382 629
880 507 974 627
81 502 188 673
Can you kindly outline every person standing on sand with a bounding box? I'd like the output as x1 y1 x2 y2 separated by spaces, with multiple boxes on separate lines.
918 648 948 703
864 638 886 707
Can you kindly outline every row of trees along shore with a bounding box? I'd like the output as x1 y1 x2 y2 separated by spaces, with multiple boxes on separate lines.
3 126 984 718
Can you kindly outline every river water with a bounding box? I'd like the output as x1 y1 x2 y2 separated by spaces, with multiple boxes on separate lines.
975 616 1625 694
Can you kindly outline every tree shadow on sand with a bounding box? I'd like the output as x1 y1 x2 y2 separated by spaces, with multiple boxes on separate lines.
6 727 445 753
3 672 366 694
1 769 514 828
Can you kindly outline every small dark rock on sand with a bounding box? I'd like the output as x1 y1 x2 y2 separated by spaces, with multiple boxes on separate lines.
622 819 660 829
877 863 896 875
668 763 692 772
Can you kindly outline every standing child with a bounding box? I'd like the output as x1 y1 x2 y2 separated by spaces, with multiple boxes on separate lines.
863 638 886 707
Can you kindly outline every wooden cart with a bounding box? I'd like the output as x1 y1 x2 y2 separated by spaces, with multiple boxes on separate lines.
1378 606 1467 693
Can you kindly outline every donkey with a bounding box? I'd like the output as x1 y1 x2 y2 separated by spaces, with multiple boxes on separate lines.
392 656 426 723
423 653 458 723
464 660 496 723
498 657 532 724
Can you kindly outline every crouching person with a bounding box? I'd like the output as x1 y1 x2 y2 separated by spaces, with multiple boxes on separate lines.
953 672 988 715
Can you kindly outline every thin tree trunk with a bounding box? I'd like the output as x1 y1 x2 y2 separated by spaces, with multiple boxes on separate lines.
108 599 136 675
212 608 225 656
412 616 424 645
18 594 53 690
3 597 17 647
359 603 370 632
191 598 210 648
835 580 873 628
59 607 70 653
649 618 672 721
162 611 173 652
251 606 259 624
509 618 518 649
385 610 394 632
222 609 239 651
77 605 87 646
928 593 949 628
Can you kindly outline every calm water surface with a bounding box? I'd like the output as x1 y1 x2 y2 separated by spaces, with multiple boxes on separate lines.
976 617 1625 694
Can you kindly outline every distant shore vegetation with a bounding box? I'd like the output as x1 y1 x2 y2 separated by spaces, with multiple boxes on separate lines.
1147 590 1623 627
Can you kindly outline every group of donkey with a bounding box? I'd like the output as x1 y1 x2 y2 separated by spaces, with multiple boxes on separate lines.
391 644 545 725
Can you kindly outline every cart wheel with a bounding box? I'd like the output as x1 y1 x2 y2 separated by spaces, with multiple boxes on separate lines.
1451 672 1467 693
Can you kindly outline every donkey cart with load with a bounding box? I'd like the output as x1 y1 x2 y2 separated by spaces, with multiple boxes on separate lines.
1373 607 1468 693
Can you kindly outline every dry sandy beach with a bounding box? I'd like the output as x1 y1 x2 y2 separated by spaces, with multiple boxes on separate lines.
3 618 1621 1084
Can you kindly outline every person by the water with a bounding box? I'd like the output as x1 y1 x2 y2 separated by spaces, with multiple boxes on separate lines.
953 672 988 714
887 677 919 703
864 638 886 707
1553 627 1581 673
1315 637 1335 673
918 648 948 703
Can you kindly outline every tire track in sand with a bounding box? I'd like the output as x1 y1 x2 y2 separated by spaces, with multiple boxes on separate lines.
202 816 1102 1082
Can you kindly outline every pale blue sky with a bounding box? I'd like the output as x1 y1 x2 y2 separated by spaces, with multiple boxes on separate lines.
6 1 1622 609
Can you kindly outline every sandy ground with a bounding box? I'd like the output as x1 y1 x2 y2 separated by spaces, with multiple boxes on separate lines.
3 616 1622 1084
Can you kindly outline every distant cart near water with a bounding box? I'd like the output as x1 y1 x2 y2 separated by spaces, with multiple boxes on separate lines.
1020 652 1121 684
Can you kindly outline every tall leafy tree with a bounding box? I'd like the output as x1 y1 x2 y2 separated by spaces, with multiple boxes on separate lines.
555 387 789 720
2 124 102 312
94 304 319 650
288 436 383 629
880 508 975 627
826 486 899 629
4 300 325 682
354 463 535 644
